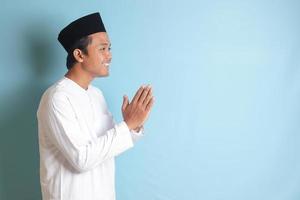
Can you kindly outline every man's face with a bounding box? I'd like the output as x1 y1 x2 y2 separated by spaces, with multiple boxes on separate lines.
82 32 112 77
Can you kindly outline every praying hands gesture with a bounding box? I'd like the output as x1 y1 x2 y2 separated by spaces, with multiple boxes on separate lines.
122 85 154 131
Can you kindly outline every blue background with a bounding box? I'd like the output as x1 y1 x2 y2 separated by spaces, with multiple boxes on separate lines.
1 0 300 199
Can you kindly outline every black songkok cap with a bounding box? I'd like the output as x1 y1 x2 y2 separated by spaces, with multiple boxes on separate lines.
58 12 106 52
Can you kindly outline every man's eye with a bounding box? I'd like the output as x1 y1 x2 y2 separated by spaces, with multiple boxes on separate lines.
99 47 111 51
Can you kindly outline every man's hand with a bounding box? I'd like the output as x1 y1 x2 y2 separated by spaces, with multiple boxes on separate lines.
121 85 154 130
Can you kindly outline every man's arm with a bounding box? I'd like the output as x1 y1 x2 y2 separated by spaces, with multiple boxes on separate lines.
40 93 134 173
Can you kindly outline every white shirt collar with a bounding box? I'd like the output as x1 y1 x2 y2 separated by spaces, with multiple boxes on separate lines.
62 76 92 94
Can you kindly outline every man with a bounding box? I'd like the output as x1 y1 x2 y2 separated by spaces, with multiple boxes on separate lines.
37 12 154 200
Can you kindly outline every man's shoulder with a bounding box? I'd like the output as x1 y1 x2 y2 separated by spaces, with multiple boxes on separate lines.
37 79 69 116
40 78 71 103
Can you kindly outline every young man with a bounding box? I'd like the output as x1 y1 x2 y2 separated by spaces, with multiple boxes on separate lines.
37 12 154 200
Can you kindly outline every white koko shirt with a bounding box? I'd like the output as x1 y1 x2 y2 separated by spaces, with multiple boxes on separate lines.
37 76 143 200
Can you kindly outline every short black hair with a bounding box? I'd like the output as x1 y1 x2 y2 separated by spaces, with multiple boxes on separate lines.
66 36 92 69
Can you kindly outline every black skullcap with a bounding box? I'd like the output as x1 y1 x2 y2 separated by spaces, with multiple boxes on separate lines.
58 12 106 52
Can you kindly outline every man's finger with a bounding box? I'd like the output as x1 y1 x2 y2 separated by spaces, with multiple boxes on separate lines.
132 86 145 104
145 97 154 112
122 95 129 111
138 86 151 104
143 87 152 106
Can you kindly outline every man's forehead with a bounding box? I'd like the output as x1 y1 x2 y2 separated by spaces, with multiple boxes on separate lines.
90 32 110 46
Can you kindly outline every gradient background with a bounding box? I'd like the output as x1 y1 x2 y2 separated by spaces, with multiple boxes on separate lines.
1 0 300 199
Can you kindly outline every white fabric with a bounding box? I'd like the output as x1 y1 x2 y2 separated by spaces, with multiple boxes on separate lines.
37 77 144 200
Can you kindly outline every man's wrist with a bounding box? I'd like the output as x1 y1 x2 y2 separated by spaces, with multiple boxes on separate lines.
124 120 133 130
133 125 143 132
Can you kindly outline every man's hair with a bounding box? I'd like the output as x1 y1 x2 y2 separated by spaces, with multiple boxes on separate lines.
66 36 92 69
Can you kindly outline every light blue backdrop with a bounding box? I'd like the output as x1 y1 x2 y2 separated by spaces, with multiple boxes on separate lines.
1 0 300 199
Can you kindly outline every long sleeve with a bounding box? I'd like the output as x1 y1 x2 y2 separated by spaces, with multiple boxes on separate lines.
130 126 145 143
109 112 145 143
39 93 134 173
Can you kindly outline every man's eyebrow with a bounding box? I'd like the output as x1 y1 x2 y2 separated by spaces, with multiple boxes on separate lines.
98 43 111 46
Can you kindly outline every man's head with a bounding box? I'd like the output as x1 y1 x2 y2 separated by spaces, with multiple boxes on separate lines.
58 12 111 77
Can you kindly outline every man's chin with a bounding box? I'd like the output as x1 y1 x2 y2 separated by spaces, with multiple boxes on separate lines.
96 73 109 77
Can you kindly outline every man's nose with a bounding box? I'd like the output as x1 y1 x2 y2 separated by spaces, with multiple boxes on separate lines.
106 51 112 61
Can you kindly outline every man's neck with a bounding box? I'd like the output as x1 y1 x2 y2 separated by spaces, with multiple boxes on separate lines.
65 66 93 90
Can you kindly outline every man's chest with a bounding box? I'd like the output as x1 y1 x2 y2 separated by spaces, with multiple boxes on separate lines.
69 93 115 138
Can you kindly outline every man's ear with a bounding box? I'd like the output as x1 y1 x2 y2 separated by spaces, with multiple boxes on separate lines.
73 49 84 63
